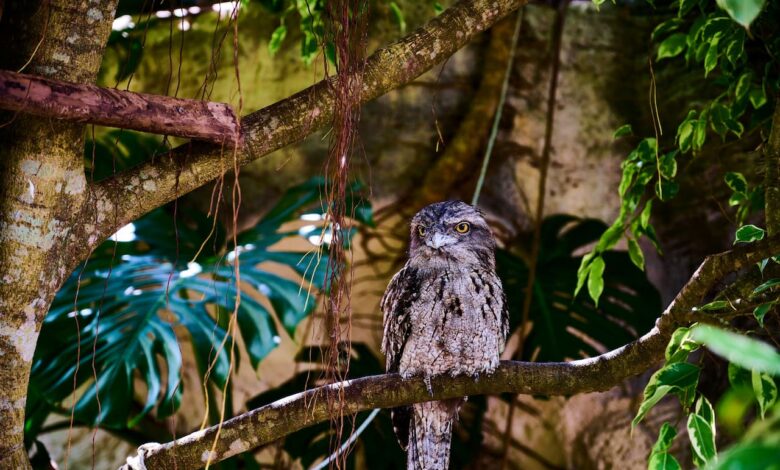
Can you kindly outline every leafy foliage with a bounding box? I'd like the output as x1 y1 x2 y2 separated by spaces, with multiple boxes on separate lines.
26 178 370 440
580 0 780 306
497 216 660 361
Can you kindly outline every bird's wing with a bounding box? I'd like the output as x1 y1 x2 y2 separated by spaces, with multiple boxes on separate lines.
380 265 417 374
380 265 420 451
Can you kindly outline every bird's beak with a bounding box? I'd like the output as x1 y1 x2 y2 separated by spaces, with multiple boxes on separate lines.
426 232 454 249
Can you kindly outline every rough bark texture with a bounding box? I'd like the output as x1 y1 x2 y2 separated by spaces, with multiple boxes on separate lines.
765 96 780 237
120 236 780 469
0 69 240 144
90 0 529 246
0 1 118 467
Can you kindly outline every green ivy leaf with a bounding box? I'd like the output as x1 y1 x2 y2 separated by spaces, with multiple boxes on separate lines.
687 412 717 464
677 112 696 153
752 278 780 296
656 179 680 201
268 24 287 56
748 86 767 109
703 37 720 76
666 326 701 364
678 0 698 17
724 30 745 66
659 151 678 179
735 72 752 101
657 33 688 61
690 325 780 376
652 18 684 42
724 172 748 193
628 238 645 271
750 369 777 418
716 0 768 28
588 256 606 306
648 423 682 470
734 224 765 243
574 251 595 297
697 300 731 311
633 362 700 426
640 200 653 229
613 124 633 138
693 112 709 151
753 303 774 327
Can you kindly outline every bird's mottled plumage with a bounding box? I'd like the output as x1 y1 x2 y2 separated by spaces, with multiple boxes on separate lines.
381 200 508 470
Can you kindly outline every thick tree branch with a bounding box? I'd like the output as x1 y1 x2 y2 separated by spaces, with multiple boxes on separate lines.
0 69 239 144
765 96 780 236
89 0 528 247
120 236 780 470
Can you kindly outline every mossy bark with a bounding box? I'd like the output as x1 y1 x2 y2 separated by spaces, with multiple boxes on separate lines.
0 1 118 467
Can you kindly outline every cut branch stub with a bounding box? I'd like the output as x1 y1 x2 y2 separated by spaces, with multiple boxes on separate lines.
0 69 240 145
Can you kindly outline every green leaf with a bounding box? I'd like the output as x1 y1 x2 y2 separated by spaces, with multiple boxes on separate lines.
748 86 767 109
750 369 777 418
697 300 731 311
714 444 780 470
388 2 406 34
656 179 680 201
628 238 645 271
596 221 624 252
498 216 660 363
657 33 688 61
690 325 780 376
640 200 653 229
716 0 768 28
648 423 682 470
666 327 701 364
735 72 752 101
678 0 697 17
724 172 748 193
619 164 637 198
753 278 780 296
693 111 709 151
268 24 287 56
703 37 720 76
724 30 745 66
613 124 633 138
652 422 678 453
753 303 774 327
575 253 593 298
648 452 682 470
659 151 678 179
588 256 605 305
652 18 684 42
633 362 700 426
433 2 443 14
677 114 696 153
734 224 765 243
696 395 715 430
687 413 717 464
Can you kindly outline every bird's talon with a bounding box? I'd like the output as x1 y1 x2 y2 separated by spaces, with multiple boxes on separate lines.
424 375 433 396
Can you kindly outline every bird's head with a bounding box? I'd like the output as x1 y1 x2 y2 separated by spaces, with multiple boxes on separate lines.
408 200 496 270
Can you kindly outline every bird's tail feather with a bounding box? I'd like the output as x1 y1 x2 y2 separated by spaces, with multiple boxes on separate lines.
407 399 460 470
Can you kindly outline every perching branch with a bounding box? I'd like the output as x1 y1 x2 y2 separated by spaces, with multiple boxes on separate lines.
120 236 780 470
764 96 780 236
89 0 529 247
0 70 239 144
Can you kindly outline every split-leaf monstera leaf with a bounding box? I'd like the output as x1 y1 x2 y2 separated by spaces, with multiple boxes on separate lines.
497 215 661 362
26 177 371 437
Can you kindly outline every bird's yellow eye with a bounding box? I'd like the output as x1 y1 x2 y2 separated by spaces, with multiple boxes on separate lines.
455 222 470 233
417 225 427 236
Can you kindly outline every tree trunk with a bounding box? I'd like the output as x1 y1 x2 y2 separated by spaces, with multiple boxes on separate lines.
0 1 118 467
